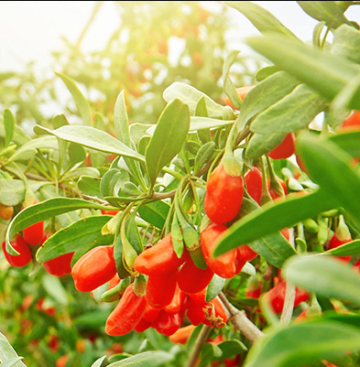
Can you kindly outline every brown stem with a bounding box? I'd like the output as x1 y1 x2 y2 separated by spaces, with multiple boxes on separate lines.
186 324 212 367
151 189 177 201
219 292 264 342
80 194 110 206
25 172 48 181
235 126 251 146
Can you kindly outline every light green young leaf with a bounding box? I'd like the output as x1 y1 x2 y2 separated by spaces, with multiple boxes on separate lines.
283 255 360 304
332 24 360 63
206 275 226 302
329 130 360 157
163 82 227 118
107 351 174 367
55 72 92 126
246 132 287 159
223 50 242 110
297 1 352 29
146 99 190 188
0 179 25 206
33 125 145 162
225 1 298 38
0 332 27 367
138 201 170 229
42 274 68 305
3 109 15 147
36 216 113 262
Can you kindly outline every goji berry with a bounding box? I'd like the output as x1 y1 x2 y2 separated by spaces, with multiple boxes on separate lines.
146 271 177 309
134 318 152 333
245 167 262 205
134 233 188 275
2 235 32 267
237 245 258 262
177 259 213 294
0 203 14 221
169 325 195 344
164 284 187 315
268 133 295 160
338 110 360 132
105 284 147 336
328 234 351 263
204 164 244 224
153 310 182 336
43 252 74 277
72 246 117 292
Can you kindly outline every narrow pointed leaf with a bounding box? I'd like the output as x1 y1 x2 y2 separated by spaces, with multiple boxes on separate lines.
138 201 170 229
296 133 360 228
246 320 360 367
55 72 92 126
225 1 298 38
250 84 326 133
146 99 190 188
36 216 113 262
163 82 226 118
247 34 360 109
326 239 360 256
246 132 286 159
332 24 360 63
206 275 226 302
107 351 173 367
6 198 116 255
0 333 27 367
297 1 352 29
214 190 337 257
3 109 15 147
33 125 144 161
283 255 360 304
223 50 242 109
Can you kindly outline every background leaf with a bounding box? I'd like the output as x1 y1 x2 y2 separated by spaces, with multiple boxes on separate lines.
107 351 174 367
3 109 15 147
0 333 27 367
332 24 360 63
0 179 25 206
138 201 170 229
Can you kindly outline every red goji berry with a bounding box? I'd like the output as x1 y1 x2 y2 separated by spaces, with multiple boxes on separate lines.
164 284 187 315
177 259 213 295
43 252 74 277
268 133 295 160
134 233 188 275
143 303 161 323
72 246 117 292
146 271 177 309
204 164 244 224
338 110 360 132
2 235 32 267
245 167 262 205
153 310 182 336
134 318 152 333
169 325 195 344
328 234 351 263
105 284 147 336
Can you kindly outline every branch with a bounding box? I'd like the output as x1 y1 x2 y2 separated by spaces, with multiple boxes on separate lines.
280 227 296 325
219 292 264 342
185 324 212 367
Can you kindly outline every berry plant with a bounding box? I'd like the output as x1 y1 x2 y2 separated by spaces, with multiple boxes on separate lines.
1 1 360 367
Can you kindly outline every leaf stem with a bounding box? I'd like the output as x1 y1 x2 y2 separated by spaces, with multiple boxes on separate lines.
219 292 264 342
185 324 212 367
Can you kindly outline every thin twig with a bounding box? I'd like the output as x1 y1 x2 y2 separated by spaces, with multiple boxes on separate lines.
280 227 296 325
151 189 177 201
235 126 251 146
186 324 212 367
219 292 264 342
81 194 111 206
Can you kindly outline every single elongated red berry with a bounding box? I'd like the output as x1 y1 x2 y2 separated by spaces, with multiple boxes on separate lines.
164 284 187 315
146 271 177 309
44 252 74 277
245 167 262 205
328 234 352 263
153 311 182 336
134 233 188 275
72 246 116 292
268 133 295 160
2 235 32 267
201 223 241 279
105 284 147 336
237 245 258 262
23 221 44 246
177 259 213 295
204 164 244 224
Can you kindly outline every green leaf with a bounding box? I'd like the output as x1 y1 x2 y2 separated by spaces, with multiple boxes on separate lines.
329 130 360 157
198 343 222 367
217 340 247 359
0 179 25 206
246 320 360 367
332 24 360 63
326 239 360 256
33 125 145 162
0 358 25 367
190 117 234 131
194 141 216 175
107 351 173 367
225 1 297 38
223 50 242 109
91 356 107 367
249 232 297 269
130 123 152 145
246 132 287 159
42 274 68 305
146 99 190 188
163 82 227 118
36 216 113 262
78 176 101 197
6 198 115 255
297 1 352 29
55 72 92 126
250 84 326 134
239 71 299 130
138 201 170 229
3 109 15 147
68 142 86 165
0 122 30 146
214 191 337 257
247 34 360 109
114 91 131 146
0 332 27 367
206 275 226 302
114 233 131 279
296 133 360 228
52 114 69 128
255 65 281 81
283 255 360 304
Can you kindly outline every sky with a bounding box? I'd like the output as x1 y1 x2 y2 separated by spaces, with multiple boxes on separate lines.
0 1 359 72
